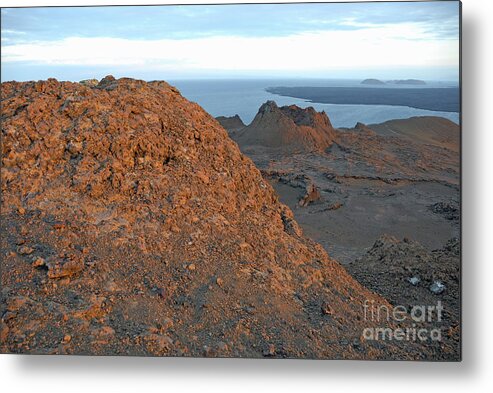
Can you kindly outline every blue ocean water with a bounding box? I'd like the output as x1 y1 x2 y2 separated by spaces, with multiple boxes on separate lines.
170 79 459 128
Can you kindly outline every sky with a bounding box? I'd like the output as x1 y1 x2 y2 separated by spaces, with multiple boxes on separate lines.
1 1 460 82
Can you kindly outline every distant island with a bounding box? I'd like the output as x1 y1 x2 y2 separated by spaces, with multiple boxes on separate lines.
361 78 386 85
388 79 427 85
361 78 426 86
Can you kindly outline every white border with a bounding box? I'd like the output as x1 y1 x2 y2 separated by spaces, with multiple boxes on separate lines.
1 0 492 392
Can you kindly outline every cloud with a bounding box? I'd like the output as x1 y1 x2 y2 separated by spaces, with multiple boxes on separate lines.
0 2 459 42
1 22 458 74
1 29 26 35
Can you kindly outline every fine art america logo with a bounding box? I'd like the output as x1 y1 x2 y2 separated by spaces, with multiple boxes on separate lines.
362 300 444 342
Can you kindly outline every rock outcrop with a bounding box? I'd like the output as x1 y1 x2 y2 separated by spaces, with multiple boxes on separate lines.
352 122 377 136
298 183 321 207
215 114 245 135
79 78 99 87
234 101 336 153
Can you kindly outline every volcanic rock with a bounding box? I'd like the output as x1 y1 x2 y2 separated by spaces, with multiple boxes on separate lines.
1 76 432 359
234 101 336 153
215 114 246 135
299 183 321 207
430 201 459 221
353 122 377 136
79 79 99 87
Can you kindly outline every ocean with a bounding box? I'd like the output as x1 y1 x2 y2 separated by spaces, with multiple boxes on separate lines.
170 79 460 128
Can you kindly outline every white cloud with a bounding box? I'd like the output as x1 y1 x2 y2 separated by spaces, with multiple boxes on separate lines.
1 29 27 35
1 23 458 72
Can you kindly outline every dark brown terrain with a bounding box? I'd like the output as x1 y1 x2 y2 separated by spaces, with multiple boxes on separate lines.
0 76 457 359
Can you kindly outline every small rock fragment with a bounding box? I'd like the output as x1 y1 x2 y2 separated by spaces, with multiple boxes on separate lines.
430 281 446 294
66 141 83 156
203 345 216 357
47 258 84 279
157 288 166 299
352 339 361 348
263 344 276 357
0 322 9 342
18 246 34 255
321 302 333 315
105 281 119 292
326 201 343 211
79 78 99 87
196 171 210 184
32 257 46 267
239 242 250 251
408 276 420 286
299 183 321 207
